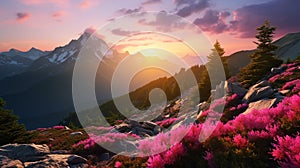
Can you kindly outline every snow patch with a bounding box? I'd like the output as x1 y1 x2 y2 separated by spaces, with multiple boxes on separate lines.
48 54 57 63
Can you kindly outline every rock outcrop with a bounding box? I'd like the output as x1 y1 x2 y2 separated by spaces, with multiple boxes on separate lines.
243 80 274 103
0 144 87 168
114 120 162 137
243 98 278 114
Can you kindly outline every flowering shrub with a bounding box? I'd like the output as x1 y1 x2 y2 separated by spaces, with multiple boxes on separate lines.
281 79 300 94
233 134 248 148
272 135 300 167
269 74 281 83
145 92 300 167
73 137 95 149
268 61 300 89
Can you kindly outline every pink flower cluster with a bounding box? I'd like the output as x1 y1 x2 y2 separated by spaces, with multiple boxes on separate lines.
268 63 299 83
272 135 300 167
73 132 134 149
73 138 95 149
53 125 65 129
155 117 178 127
114 161 123 168
282 79 300 93
226 94 239 103
141 95 300 167
233 134 248 148
230 103 248 112
147 143 185 168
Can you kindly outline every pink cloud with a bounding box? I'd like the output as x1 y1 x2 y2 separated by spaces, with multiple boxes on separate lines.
52 11 66 21
20 0 69 7
79 0 98 9
52 11 64 18
82 26 106 39
84 26 97 34
16 12 31 22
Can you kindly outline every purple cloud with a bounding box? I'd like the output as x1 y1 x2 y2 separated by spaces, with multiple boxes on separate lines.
111 28 138 36
142 0 161 5
139 11 188 32
175 0 210 17
193 10 230 34
117 7 143 15
16 12 31 22
230 0 300 38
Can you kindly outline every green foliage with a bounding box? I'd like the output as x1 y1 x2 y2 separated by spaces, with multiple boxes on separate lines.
214 40 230 79
239 20 283 87
0 97 30 145
197 40 229 103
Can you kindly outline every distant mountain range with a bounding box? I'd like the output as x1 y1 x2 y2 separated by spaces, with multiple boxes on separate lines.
227 32 300 75
0 48 49 79
1 31 300 129
0 32 180 129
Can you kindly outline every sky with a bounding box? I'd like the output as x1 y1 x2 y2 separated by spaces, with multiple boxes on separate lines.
0 0 299 55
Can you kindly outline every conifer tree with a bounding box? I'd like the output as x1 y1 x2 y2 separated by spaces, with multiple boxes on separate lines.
198 41 228 101
239 20 282 87
205 40 228 88
0 98 28 145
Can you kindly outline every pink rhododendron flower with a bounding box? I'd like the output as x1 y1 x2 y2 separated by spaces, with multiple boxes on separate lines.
286 66 297 72
155 117 178 127
282 79 300 90
53 125 65 129
248 130 270 141
115 161 122 168
147 154 165 168
230 107 236 111
233 134 248 147
164 143 185 165
272 135 300 167
237 103 248 110
226 94 239 103
287 63 297 67
269 74 281 83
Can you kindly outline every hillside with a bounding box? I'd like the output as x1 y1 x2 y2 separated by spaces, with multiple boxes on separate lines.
1 56 299 167
227 32 300 75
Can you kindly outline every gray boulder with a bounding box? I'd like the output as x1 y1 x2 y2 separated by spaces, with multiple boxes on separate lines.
0 144 88 168
225 81 248 96
142 121 158 130
114 123 131 133
271 66 287 74
0 144 50 162
243 98 278 114
243 80 274 103
24 154 87 168
67 155 87 165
